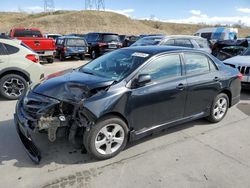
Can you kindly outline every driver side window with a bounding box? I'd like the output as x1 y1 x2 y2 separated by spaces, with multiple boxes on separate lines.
139 54 182 81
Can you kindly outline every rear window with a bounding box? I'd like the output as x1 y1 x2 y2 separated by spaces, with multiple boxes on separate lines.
195 39 210 48
13 30 42 37
133 37 163 46
3 43 19 54
201 33 212 40
102 34 119 42
66 39 87 47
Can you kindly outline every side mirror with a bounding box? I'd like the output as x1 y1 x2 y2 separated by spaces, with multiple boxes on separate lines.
133 74 151 88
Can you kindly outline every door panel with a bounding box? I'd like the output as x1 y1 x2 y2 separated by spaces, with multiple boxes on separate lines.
128 54 187 131
183 52 221 117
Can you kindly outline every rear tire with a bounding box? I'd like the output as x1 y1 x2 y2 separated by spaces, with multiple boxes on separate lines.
47 58 54 64
80 54 85 60
0 74 28 100
84 116 128 160
91 50 98 59
59 53 65 61
206 93 229 123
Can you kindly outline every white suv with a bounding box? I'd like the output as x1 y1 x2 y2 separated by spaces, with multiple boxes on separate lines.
0 36 45 100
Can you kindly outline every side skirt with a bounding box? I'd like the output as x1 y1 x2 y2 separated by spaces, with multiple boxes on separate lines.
129 112 207 142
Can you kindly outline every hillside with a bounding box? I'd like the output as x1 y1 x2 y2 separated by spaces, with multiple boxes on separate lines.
0 10 249 37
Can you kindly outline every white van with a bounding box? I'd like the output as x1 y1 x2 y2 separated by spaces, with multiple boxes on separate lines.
194 27 238 41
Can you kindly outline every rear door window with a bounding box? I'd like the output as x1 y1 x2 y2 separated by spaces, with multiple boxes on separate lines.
139 54 182 81
86 34 99 42
162 39 175 46
195 39 210 48
175 39 193 48
184 53 210 75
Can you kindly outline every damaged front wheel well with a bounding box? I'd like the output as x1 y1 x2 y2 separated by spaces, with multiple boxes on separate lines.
97 112 130 129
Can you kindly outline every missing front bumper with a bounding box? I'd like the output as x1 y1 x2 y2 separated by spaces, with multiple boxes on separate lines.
14 114 41 164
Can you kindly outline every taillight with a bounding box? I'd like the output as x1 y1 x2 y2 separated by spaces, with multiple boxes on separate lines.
26 54 39 63
237 73 243 80
64 47 67 52
98 42 107 47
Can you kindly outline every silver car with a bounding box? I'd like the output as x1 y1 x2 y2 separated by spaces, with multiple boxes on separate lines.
131 35 212 53
224 47 250 87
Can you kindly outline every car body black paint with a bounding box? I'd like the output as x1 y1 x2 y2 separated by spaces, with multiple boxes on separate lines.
14 46 241 163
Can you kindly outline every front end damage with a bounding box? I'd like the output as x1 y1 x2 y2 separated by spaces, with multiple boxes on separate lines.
15 78 111 164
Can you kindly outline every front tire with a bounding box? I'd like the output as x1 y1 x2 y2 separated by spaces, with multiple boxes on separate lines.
91 50 98 59
84 116 128 160
206 93 229 123
0 74 28 100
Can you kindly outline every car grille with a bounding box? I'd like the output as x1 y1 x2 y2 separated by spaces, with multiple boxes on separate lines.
224 63 250 76
237 66 250 75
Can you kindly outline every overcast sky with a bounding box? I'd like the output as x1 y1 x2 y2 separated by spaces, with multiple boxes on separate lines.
1 0 250 26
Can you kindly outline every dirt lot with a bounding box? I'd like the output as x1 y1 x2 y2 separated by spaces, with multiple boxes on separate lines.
0 59 250 188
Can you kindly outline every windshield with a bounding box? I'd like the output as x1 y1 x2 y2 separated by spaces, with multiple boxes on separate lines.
132 37 163 46
79 49 151 82
103 34 119 42
66 39 86 47
13 30 42 37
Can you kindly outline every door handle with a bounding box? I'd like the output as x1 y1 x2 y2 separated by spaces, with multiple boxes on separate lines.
214 77 220 82
176 83 185 90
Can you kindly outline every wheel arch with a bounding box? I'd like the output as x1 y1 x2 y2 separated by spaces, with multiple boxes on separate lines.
0 68 30 83
220 89 232 107
98 112 130 129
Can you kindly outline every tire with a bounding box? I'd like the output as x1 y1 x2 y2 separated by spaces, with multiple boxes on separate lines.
80 54 85 60
47 58 54 64
84 116 129 160
59 53 65 61
91 50 98 59
0 74 28 100
206 93 229 123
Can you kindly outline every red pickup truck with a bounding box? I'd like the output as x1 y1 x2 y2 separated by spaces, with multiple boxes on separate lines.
9 28 56 63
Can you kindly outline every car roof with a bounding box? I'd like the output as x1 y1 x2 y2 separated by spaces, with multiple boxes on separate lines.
166 35 206 40
87 32 118 35
124 46 195 55
58 36 84 39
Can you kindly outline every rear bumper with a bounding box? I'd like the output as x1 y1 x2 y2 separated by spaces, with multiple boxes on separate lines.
14 102 41 164
231 95 241 106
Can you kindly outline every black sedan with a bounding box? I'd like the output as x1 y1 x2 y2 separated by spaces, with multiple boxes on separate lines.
14 46 241 163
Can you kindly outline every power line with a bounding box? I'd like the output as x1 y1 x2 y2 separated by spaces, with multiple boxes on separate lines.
85 0 105 11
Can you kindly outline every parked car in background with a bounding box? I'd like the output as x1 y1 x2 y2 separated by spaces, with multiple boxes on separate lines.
0 36 44 100
131 35 166 46
9 28 56 63
139 34 165 38
55 36 88 61
44 33 62 41
15 46 241 163
119 35 139 47
132 35 212 53
212 39 249 61
85 32 122 59
194 27 238 42
224 46 250 87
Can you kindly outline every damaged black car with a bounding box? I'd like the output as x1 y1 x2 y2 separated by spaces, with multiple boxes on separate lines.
15 46 241 164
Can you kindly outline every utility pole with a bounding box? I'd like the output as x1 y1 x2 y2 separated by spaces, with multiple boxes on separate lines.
85 0 105 11
44 0 55 13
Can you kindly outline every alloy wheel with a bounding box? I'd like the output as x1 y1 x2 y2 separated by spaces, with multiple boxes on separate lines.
213 97 228 120
3 78 25 97
95 124 125 155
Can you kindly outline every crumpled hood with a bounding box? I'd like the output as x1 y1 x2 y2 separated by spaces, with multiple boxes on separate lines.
32 69 114 101
224 56 250 66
